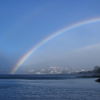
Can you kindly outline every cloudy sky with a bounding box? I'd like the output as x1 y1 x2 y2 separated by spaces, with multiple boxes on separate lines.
0 0 100 73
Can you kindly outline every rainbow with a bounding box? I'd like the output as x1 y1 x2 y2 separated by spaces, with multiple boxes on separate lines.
10 17 100 74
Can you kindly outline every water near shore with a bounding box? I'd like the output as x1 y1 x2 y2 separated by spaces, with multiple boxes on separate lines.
0 75 100 100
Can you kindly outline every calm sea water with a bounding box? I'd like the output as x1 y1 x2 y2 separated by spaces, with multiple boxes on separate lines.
0 76 100 100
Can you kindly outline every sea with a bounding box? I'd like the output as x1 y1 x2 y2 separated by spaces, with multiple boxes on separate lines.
0 74 100 100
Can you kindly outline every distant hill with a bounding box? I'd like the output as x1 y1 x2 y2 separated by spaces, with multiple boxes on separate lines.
0 54 13 74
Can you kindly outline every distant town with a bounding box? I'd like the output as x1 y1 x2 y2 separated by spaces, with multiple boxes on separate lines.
0 65 100 80
17 65 100 76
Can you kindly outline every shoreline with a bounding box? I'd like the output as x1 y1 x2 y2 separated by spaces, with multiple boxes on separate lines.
0 74 99 80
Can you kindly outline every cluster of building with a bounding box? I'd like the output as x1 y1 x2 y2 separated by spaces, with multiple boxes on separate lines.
78 66 100 76
18 65 100 75
28 66 78 74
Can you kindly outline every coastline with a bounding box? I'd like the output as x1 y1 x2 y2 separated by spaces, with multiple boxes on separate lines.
0 74 99 80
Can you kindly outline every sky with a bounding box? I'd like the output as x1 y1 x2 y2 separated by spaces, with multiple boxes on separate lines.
0 0 100 73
